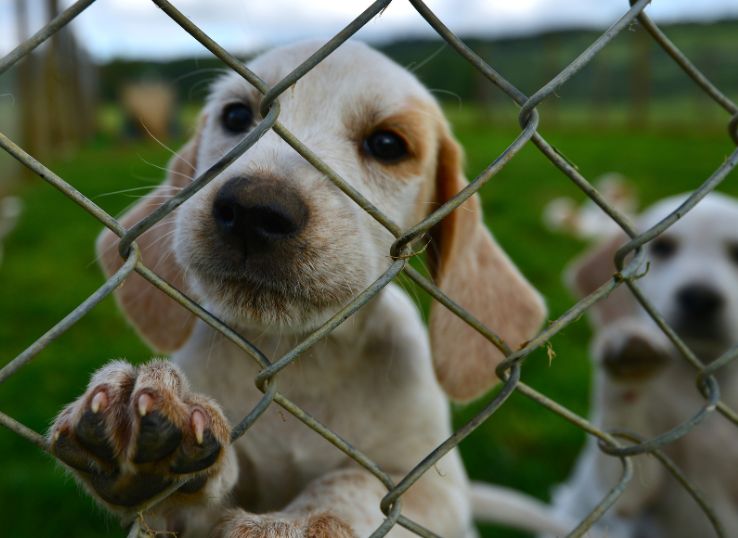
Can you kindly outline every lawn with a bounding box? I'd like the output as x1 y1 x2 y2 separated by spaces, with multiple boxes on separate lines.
1 111 736 537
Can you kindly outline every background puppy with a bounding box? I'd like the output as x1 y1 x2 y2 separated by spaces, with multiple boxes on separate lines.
46 41 547 537
542 173 637 241
550 192 738 537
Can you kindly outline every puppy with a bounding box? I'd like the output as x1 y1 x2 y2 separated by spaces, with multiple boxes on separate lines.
542 173 637 241
551 192 738 537
47 41 547 537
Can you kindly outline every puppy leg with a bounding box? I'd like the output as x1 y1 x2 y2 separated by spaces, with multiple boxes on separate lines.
49 360 236 535
586 319 671 525
216 467 469 538
593 318 673 382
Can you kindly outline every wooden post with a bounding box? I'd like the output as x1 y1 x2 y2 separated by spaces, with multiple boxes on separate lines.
15 0 47 162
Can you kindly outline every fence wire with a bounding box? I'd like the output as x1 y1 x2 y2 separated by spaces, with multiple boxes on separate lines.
1 1 737 537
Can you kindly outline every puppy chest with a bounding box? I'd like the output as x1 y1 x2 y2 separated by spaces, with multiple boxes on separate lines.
234 406 350 510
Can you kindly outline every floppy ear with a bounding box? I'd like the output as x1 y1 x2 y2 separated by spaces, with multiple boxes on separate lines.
97 130 203 353
564 232 637 327
428 133 546 402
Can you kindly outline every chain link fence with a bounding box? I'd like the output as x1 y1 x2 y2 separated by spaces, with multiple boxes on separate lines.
1 0 737 536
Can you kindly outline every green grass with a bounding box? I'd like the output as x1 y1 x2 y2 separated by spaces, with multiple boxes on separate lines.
1 114 737 537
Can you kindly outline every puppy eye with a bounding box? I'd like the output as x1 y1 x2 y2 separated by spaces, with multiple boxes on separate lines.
221 102 253 134
649 236 678 260
363 130 409 163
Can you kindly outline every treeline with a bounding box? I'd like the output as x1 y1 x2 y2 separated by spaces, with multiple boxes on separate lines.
98 19 738 110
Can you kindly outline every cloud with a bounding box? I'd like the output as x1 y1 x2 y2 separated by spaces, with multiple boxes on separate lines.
1 0 737 61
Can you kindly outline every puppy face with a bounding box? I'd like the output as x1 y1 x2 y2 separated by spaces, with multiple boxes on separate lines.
99 40 545 400
637 193 738 359
175 41 444 331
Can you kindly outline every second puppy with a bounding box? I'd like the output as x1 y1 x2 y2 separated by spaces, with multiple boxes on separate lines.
551 192 738 538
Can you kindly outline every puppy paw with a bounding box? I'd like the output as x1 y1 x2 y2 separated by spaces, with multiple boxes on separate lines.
49 360 231 511
216 511 356 538
594 319 672 380
304 513 357 538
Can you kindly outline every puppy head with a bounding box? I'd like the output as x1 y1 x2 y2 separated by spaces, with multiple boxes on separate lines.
174 41 454 333
637 193 738 359
568 192 738 365
98 41 545 399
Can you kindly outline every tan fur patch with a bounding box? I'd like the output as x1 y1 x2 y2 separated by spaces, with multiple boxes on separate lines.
428 130 546 401
305 514 356 538
97 123 204 353
348 98 433 180
566 232 637 326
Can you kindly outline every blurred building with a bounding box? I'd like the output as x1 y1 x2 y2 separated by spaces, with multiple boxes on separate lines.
121 79 177 141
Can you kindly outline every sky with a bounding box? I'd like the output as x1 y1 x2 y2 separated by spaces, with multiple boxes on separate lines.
2 0 738 62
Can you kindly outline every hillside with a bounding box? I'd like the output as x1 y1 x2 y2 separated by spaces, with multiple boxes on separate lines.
97 19 738 112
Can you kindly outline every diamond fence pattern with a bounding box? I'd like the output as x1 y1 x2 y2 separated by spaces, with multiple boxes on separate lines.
1 1 737 537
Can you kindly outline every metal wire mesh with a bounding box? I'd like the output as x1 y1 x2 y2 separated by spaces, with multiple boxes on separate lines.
1 0 737 536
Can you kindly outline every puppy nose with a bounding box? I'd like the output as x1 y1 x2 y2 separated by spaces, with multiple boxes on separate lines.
676 284 724 319
213 176 308 255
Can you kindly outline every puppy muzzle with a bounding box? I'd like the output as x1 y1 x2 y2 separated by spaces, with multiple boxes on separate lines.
212 175 309 259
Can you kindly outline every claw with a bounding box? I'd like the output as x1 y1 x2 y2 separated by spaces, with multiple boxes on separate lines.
191 409 207 445
90 391 108 414
138 393 154 417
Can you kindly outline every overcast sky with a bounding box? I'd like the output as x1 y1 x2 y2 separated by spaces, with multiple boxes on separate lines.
2 0 738 61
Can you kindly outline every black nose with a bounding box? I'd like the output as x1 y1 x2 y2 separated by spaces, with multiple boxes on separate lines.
676 284 724 319
213 176 308 256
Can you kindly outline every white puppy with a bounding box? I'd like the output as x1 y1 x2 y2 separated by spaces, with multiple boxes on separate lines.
551 192 738 538
46 41 552 537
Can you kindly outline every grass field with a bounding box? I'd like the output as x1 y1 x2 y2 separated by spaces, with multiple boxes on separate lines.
1 110 737 537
